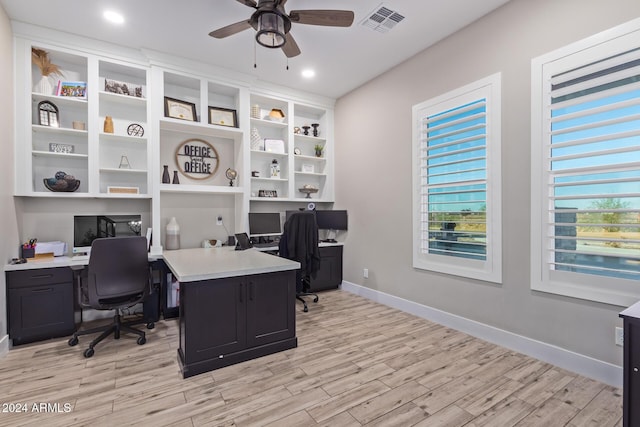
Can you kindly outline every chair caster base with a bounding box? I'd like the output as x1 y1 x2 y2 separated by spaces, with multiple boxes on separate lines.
83 347 94 358
68 336 79 346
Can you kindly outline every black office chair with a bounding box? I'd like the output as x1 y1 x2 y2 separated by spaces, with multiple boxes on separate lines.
68 236 152 357
279 211 321 312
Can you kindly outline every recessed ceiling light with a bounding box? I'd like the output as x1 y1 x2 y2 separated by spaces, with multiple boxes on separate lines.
302 69 316 79
103 10 125 25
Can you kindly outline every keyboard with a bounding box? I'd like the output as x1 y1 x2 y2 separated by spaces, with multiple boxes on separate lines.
253 242 277 249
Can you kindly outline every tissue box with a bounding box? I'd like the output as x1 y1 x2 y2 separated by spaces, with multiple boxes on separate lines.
35 241 67 256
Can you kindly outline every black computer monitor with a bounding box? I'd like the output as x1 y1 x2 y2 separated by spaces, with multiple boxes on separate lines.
315 210 348 243
73 214 142 255
315 210 348 230
248 212 281 236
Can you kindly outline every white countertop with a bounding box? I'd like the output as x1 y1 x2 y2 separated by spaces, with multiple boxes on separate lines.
4 253 163 271
162 246 300 282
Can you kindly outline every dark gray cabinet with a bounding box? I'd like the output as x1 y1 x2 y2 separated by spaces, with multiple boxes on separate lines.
6 267 75 345
310 245 343 292
620 303 640 427
178 270 297 378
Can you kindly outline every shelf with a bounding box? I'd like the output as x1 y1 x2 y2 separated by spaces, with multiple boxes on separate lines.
251 150 288 158
294 154 326 162
159 183 244 194
295 171 327 177
99 91 147 106
250 118 288 129
32 93 87 107
294 134 326 143
32 125 88 136
160 118 243 141
99 167 147 174
100 133 147 143
251 177 288 182
32 150 88 159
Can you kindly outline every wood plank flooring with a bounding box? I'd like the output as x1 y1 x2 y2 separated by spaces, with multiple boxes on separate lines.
0 289 623 426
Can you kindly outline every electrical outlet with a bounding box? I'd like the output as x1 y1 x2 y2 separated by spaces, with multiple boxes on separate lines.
216 216 223 226
615 326 624 346
363 268 369 279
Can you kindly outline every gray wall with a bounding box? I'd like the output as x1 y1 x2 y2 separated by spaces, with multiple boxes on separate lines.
334 0 640 367
0 4 17 346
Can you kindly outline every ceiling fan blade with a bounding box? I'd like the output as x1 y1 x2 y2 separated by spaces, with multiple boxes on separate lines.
289 10 355 27
209 20 252 38
282 32 301 58
236 0 257 8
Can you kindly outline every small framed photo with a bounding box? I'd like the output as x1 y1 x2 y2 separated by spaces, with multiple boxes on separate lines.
301 163 315 173
208 106 237 127
57 81 87 98
164 96 197 121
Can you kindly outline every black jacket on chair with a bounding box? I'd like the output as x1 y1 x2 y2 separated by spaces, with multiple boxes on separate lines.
279 212 320 291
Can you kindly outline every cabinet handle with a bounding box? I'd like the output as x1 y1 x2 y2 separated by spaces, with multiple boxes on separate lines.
634 367 639 372
249 282 254 301
31 274 54 280
31 287 53 293
239 283 243 303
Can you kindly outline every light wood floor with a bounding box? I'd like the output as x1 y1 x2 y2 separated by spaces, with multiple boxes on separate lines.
0 289 622 426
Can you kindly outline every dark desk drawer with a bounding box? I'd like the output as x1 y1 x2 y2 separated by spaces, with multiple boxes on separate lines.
7 267 73 288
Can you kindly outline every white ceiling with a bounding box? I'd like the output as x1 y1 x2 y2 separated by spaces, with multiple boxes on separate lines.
1 0 511 99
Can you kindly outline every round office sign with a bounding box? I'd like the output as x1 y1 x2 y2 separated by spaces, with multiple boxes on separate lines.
174 138 220 180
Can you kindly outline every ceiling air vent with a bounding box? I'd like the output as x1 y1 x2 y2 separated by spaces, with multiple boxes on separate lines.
361 3 405 33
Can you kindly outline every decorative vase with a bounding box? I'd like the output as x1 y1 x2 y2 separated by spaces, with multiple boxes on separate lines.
172 170 180 184
162 165 170 183
165 217 180 250
302 126 310 136
251 104 261 119
311 123 320 137
34 75 54 95
250 128 262 151
103 116 114 133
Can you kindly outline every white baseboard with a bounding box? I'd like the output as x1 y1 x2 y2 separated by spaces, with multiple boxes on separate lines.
341 281 622 388
0 334 9 358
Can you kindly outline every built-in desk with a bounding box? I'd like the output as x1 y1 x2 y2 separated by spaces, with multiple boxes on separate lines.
162 247 300 378
4 255 162 346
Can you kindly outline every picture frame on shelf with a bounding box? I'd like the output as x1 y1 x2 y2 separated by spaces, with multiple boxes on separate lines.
264 139 285 154
164 96 197 121
104 78 143 98
107 186 139 195
49 143 74 154
301 163 315 173
258 189 278 198
56 81 87 98
208 106 237 127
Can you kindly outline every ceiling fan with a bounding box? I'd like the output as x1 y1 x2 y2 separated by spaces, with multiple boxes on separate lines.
209 0 355 58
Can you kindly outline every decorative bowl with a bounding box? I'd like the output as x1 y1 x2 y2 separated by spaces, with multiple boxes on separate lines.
43 178 80 192
298 185 319 199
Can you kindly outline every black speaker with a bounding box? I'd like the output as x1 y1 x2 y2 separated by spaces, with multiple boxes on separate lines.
227 235 236 246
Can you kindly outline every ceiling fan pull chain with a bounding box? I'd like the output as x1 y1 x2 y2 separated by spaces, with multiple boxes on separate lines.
254 40 257 69
286 57 289 71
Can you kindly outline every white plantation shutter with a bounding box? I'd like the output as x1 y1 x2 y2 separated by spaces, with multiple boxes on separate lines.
531 19 640 306
413 73 502 283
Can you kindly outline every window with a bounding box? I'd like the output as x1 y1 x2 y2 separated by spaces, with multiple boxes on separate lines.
412 73 502 283
531 19 640 306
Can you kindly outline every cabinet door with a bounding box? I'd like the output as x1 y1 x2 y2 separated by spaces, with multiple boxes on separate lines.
246 271 296 347
310 246 343 291
7 277 75 345
180 278 246 364
627 320 640 426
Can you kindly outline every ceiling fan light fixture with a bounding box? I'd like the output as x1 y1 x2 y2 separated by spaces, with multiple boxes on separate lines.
256 11 286 48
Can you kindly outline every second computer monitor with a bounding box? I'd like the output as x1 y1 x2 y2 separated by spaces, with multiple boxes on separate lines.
315 210 348 231
248 212 281 236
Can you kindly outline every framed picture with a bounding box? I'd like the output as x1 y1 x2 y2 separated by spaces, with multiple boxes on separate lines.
264 139 285 154
301 163 315 173
164 96 197 121
57 81 87 98
104 78 143 98
208 106 237 127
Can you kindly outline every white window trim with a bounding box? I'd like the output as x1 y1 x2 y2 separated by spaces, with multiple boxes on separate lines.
412 73 502 284
530 18 640 307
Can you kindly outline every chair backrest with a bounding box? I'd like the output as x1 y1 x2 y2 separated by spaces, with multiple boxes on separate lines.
86 236 149 309
279 212 320 277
